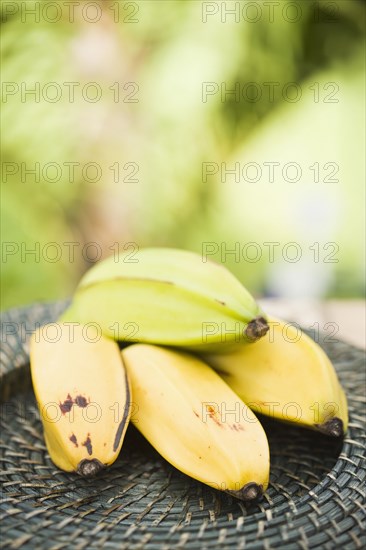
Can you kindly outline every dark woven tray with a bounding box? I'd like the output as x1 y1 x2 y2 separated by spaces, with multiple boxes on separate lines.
1 302 365 549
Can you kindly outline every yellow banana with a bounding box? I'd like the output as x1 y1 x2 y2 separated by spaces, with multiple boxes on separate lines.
122 344 270 501
30 323 131 476
60 248 268 350
202 318 348 437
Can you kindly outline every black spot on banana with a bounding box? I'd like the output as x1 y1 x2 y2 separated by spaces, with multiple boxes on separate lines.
30 323 132 475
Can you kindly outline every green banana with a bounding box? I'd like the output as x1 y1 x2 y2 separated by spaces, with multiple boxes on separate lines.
61 248 268 350
202 318 348 437
122 344 270 501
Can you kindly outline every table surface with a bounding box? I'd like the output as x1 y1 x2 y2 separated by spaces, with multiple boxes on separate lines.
258 298 366 350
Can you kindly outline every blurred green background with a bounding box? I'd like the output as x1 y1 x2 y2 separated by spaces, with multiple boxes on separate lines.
1 0 365 310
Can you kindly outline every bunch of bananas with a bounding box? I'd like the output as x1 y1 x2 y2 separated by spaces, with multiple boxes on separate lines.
30 248 348 502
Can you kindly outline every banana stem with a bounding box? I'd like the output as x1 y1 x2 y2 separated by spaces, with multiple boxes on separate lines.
245 317 269 342
77 459 105 477
227 482 263 502
315 417 344 438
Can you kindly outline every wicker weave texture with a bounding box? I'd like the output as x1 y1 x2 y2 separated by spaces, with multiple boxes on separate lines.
0 302 365 549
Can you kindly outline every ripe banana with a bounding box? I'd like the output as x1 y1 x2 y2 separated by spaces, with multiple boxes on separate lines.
121 344 270 501
30 323 131 476
202 318 348 437
60 248 268 350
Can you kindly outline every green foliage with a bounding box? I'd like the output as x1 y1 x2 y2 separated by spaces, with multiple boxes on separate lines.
1 0 365 309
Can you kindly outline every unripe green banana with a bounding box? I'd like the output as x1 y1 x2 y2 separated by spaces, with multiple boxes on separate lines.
202 318 348 437
122 344 270 501
61 248 268 350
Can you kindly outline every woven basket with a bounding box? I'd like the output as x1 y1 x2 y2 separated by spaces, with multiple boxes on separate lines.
1 302 365 549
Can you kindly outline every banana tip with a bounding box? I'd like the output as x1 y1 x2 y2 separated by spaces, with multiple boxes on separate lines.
77 459 105 477
227 482 263 502
316 417 344 438
245 317 269 342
